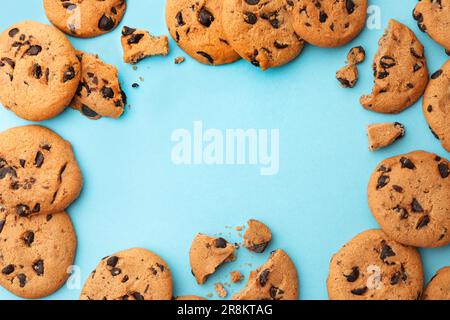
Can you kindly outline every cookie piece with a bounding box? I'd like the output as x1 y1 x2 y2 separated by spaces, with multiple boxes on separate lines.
215 282 228 298
367 122 405 151
121 26 169 64
0 21 80 121
222 0 304 70
175 295 207 300
232 249 298 300
174 57 185 65
0 211 76 299
43 0 126 38
368 151 450 248
422 60 450 151
360 20 429 114
292 0 368 48
422 267 450 300
243 219 272 253
80 248 172 300
327 229 423 300
336 64 358 88
347 46 366 65
189 234 236 285
71 51 126 120
230 271 244 283
0 125 83 217
413 0 450 51
166 0 240 65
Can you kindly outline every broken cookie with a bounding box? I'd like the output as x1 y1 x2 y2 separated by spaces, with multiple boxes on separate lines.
243 219 272 253
189 234 236 285
336 64 359 88
367 122 405 151
121 26 169 64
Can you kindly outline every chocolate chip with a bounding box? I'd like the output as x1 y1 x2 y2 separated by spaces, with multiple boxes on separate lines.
33 260 44 276
319 11 328 23
98 15 115 31
0 167 16 179
17 273 26 287
62 3 77 10
63 66 76 82
8 28 19 37
198 7 214 27
244 12 257 25
380 241 396 261
0 220 5 234
175 12 185 26
106 256 119 268
400 157 415 169
197 51 214 64
81 105 99 118
438 163 450 178
259 269 270 287
16 204 31 217
122 26 136 36
431 69 443 79
245 0 260 4
345 0 356 14
344 267 359 282
269 286 284 300
34 151 44 168
26 45 42 56
411 199 424 213
132 83 139 88
416 215 430 229
351 287 367 295
413 63 422 72
377 71 389 79
23 231 34 246
427 105 433 112
101 87 114 99
214 237 228 248
32 64 42 79
392 185 403 193
376 175 390 189
110 267 122 276
127 33 144 45
2 264 14 275
380 56 396 69
132 292 144 300
121 275 129 283
248 242 269 253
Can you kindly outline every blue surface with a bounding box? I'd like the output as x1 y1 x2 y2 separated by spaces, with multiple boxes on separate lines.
0 0 449 300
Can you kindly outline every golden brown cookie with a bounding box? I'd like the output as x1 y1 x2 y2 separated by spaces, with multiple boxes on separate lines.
422 60 450 151
367 122 405 151
360 19 429 114
221 0 304 70
368 151 450 248
43 0 126 38
292 0 368 48
189 234 236 285
121 26 169 64
0 211 76 299
71 51 126 120
166 0 240 65
232 249 299 300
413 0 450 51
422 266 450 300
243 219 272 253
80 248 172 300
327 229 424 300
0 125 83 217
0 21 80 121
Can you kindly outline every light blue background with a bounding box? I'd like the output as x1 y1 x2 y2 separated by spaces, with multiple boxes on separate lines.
0 0 448 300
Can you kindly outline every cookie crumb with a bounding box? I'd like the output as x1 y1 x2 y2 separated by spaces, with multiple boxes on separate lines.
235 225 244 231
230 271 244 283
121 26 169 64
367 122 405 151
336 64 359 88
243 219 272 253
215 282 228 298
347 46 366 65
206 292 213 298
132 83 139 88
175 57 185 64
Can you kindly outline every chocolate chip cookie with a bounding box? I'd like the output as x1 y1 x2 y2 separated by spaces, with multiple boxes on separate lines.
327 229 424 300
360 19 429 114
0 21 80 121
43 0 127 38
0 211 76 299
0 125 83 217
422 60 450 151
80 248 173 300
121 26 169 64
292 0 368 48
71 51 126 120
422 266 450 300
166 0 240 65
232 249 299 300
221 0 304 70
368 151 450 248
413 0 450 51
367 122 405 151
189 234 236 285
243 219 272 253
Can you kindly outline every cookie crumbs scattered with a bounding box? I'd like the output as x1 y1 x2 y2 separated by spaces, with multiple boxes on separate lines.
230 271 244 283
215 283 228 298
175 57 185 64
